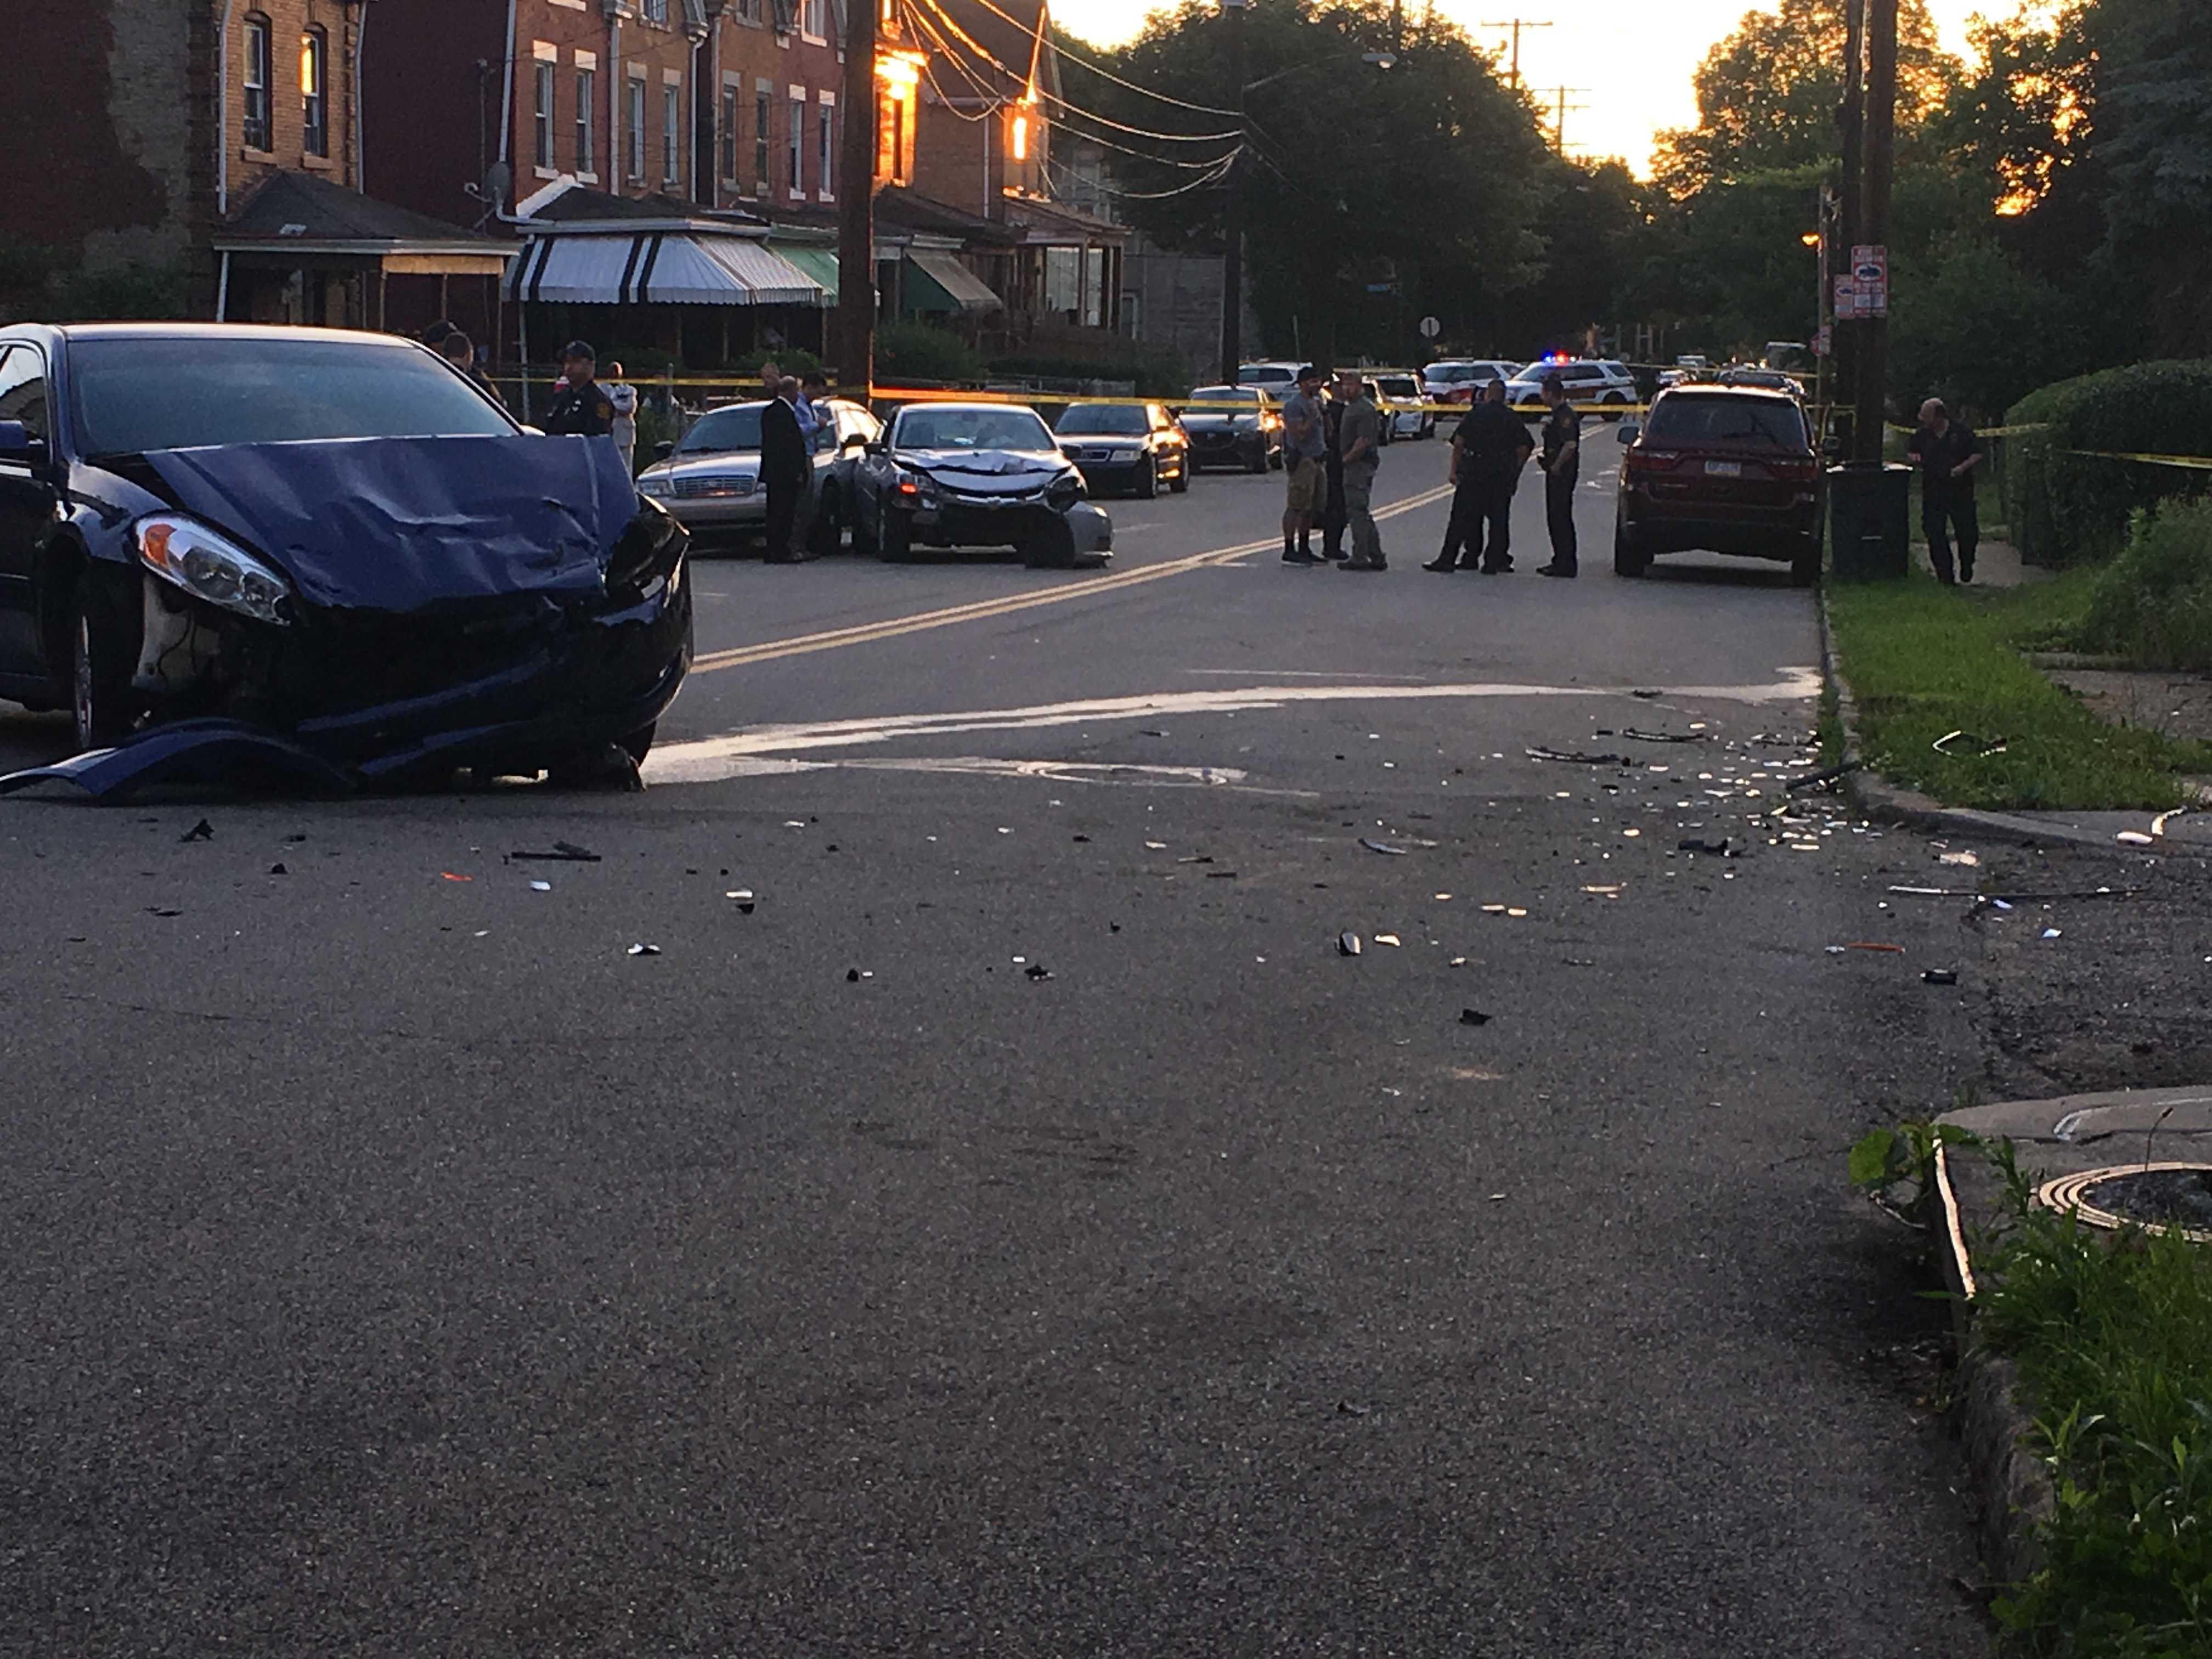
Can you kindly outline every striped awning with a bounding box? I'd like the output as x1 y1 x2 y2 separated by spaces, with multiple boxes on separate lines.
509 230 827 306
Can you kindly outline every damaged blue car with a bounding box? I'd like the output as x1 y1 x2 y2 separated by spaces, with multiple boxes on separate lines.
0 323 691 794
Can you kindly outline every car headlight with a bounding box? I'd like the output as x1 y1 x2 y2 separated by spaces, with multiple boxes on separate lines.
1046 473 1084 511
637 473 675 498
134 514 291 625
894 469 941 503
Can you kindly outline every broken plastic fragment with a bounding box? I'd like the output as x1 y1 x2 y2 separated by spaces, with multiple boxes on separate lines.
2115 830 2154 847
1506 909 1528 918
2042 927 2062 939
268 862 287 876
1459 1008 1491 1026
1359 838 1408 856
1144 840 1167 850
1922 968 1959 985
627 943 662 956
441 872 472 883
1338 932 1362 957
1375 933 1402 947
1024 963 1053 981
511 843 601 862
179 819 213 843
1938 850 1980 867
725 889 756 913
528 879 552 892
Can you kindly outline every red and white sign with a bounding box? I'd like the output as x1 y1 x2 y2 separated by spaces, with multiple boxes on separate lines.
1850 244 1890 318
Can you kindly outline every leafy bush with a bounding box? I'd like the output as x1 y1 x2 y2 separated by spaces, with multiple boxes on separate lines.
2003 359 2212 565
730 345 823 380
875 323 984 386
2080 498 2212 669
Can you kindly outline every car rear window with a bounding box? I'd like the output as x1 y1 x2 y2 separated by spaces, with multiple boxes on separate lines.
1057 405 1147 436
1645 393 1809 448
70 336 515 454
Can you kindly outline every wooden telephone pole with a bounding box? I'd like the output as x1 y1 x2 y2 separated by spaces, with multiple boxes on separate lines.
1479 18 1552 90
837 0 882 397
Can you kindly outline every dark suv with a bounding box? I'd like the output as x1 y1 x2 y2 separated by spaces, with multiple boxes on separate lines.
1613 386 1823 584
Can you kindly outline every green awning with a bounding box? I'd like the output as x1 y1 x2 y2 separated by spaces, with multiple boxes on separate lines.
903 250 1002 315
774 245 840 305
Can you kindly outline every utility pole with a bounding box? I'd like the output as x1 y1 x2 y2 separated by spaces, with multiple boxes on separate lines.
1218 0 1248 384
1851 0 1894 465
1537 86 1587 154
1478 18 1551 91
837 0 881 398
1833 0 1865 448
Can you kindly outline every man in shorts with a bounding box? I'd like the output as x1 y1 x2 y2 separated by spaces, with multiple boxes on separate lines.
1279 364 1330 566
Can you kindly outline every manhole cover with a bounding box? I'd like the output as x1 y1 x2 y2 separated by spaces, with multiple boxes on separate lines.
2036 1161 2212 1244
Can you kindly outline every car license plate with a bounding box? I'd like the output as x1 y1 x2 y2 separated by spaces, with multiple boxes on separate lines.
1705 459 1742 477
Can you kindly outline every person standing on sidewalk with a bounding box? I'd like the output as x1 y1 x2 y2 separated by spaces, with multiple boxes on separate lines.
1279 365 1331 566
1333 369 1386 571
604 360 639 476
543 341 615 438
1318 392 1351 562
760 377 814 565
1425 380 1532 574
1535 373 1582 578
1907 397 1984 585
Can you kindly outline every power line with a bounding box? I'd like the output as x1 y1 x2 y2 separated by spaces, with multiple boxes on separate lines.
1049 149 1242 200
1477 18 1552 90
961 0 1242 119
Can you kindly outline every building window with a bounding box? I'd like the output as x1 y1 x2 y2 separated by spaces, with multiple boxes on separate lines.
663 84 681 183
803 0 827 38
754 88 772 192
787 89 804 197
242 14 273 151
817 101 834 200
534 61 556 168
300 28 328 156
575 69 597 174
642 0 668 22
626 77 647 182
720 87 738 179
734 0 761 20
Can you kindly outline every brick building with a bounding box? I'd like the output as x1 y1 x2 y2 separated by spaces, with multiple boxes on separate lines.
3 1 507 330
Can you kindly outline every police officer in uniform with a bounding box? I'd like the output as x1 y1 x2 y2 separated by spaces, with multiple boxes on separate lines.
1536 373 1582 578
1425 379 1533 573
543 341 616 437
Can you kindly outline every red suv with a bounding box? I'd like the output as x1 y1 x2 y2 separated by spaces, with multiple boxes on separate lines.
1613 386 1823 584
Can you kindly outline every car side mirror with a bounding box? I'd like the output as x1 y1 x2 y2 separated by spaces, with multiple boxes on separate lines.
1616 421 1640 445
654 440 675 459
865 440 887 456
0 420 37 465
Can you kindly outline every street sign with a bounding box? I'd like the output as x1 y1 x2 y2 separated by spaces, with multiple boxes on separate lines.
1418 315 1441 340
1833 277 1862 320
1850 245 1889 318
1814 324 1832 357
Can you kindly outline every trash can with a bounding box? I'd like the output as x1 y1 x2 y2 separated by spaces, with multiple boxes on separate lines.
1826 463 1911 582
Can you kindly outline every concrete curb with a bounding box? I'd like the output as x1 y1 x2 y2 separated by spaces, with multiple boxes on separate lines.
1814 588 2199 855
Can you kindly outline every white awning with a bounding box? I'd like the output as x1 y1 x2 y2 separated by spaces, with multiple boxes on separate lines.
509 230 827 306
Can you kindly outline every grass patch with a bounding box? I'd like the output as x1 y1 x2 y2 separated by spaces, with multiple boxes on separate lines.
1826 573 2212 809
1853 1128 2212 1655
1978 1167 2212 1655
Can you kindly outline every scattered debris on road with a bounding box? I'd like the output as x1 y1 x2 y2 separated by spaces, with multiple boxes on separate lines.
628 943 662 956
1922 968 1960 985
179 819 214 843
1359 837 1408 856
1338 932 1362 956
511 842 601 862
1459 1008 1492 1026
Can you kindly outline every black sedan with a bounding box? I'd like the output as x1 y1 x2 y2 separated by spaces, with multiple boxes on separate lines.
1052 401 1189 498
0 323 691 795
1176 385 1282 473
845 402 1112 568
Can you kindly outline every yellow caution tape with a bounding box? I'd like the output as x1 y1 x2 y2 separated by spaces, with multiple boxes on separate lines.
2064 448 2212 471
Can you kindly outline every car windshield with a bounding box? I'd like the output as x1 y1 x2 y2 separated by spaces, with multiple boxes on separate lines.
894 407 1054 451
676 404 765 454
1238 365 1295 383
1056 405 1147 436
1430 364 1485 383
1378 377 1418 395
69 336 515 455
1187 387 1256 405
1646 394 1808 448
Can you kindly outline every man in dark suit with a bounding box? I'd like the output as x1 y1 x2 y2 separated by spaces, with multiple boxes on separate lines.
760 377 814 564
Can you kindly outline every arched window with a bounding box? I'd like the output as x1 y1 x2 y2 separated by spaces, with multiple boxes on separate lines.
241 14 273 151
301 27 329 157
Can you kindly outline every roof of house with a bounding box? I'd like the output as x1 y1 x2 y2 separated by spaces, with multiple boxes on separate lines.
219 170 511 249
876 188 1020 245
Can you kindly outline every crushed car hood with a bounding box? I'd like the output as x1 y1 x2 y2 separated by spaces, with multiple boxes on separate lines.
901 448 1069 495
138 436 637 612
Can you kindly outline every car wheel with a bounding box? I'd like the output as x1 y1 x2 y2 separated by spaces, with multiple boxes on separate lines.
1601 394 1628 423
1268 446 1284 471
1613 517 1649 578
1135 456 1158 499
1790 534 1822 588
849 495 879 558
880 510 916 562
1169 458 1190 494
73 569 140 750
1244 444 1267 475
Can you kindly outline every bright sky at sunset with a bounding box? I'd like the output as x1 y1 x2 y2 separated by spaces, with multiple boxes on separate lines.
1049 0 1986 174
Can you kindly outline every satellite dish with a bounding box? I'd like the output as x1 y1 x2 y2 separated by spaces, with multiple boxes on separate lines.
484 161 513 208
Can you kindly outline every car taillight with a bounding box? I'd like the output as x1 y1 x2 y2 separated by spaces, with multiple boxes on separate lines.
1771 456 1819 482
1626 448 1683 472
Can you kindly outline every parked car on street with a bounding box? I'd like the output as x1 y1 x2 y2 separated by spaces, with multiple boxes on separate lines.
1421 359 1518 406
0 323 691 794
845 402 1112 568
1504 358 1639 419
1177 385 1282 473
1053 402 1189 498
1372 372 1432 439
1612 385 1823 585
635 396 880 554
1235 360 1305 392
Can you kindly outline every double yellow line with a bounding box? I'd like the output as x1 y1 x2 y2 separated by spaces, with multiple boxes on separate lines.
691 481 1459 673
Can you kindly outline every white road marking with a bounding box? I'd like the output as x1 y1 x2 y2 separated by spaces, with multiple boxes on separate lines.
648 753 1316 794
644 670 1821 785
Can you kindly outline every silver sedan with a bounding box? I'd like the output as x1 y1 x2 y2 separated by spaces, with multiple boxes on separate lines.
634 397 881 553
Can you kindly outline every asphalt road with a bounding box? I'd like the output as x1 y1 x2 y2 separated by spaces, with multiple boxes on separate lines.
0 441 1989 1654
